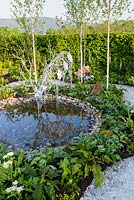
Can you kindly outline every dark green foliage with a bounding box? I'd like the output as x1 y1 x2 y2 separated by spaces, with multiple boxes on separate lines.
0 84 32 99
0 27 134 85
34 33 134 85
36 34 80 71
1 84 134 200
110 33 134 84
0 26 134 200
92 164 104 188
58 82 92 100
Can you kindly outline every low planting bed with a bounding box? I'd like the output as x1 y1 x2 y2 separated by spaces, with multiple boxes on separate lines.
0 83 134 200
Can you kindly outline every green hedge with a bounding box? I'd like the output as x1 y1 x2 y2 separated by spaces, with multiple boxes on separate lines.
0 28 134 85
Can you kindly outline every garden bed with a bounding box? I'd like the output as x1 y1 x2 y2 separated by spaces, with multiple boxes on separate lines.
0 84 133 200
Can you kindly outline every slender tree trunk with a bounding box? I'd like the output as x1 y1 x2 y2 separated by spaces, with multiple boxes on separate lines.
106 20 110 90
80 23 83 83
83 34 86 67
32 30 37 84
106 0 111 90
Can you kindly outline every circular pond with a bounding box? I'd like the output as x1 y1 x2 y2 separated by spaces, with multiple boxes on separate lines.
0 96 98 151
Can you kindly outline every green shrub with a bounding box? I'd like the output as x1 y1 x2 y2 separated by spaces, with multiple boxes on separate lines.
0 27 134 85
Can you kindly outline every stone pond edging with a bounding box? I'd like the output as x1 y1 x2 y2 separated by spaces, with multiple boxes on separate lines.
0 95 101 149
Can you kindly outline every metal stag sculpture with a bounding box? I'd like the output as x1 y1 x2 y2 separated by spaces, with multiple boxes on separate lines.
35 51 73 101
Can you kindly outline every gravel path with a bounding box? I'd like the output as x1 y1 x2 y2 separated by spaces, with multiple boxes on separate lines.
80 85 134 200
118 85 134 104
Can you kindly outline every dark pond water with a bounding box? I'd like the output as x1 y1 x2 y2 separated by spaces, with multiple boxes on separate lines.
0 101 91 150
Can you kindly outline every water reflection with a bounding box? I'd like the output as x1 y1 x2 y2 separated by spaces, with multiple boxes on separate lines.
0 101 90 150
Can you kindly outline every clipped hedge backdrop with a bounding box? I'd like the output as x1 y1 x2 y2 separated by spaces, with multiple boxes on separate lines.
0 28 134 85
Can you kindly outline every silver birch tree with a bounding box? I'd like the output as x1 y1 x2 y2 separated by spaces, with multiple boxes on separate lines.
97 0 131 89
11 0 45 85
64 0 95 83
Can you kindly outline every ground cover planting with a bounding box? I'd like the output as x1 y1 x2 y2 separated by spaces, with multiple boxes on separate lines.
0 83 134 199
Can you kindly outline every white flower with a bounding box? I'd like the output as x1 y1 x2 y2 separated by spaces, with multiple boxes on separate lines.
3 155 8 159
3 161 13 168
6 185 24 193
7 152 14 157
13 180 18 185
16 186 24 193
3 152 14 159
11 185 17 191
6 185 16 193
6 187 13 193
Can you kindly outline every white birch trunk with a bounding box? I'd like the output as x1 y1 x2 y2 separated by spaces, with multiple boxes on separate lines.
32 30 37 85
106 0 111 90
80 23 83 83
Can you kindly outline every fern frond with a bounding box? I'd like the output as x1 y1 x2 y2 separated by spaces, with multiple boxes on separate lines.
92 164 104 188
32 184 44 200
0 165 8 186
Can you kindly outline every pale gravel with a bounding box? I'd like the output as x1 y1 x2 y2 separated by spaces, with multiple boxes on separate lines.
118 85 134 104
80 85 134 200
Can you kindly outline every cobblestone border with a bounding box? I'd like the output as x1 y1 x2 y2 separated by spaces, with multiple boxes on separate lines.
0 95 101 150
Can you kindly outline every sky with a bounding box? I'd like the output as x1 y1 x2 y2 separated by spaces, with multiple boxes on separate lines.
0 0 134 20
0 0 66 19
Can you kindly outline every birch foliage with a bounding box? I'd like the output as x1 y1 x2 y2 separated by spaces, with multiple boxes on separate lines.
97 0 131 89
11 0 45 85
64 0 96 83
